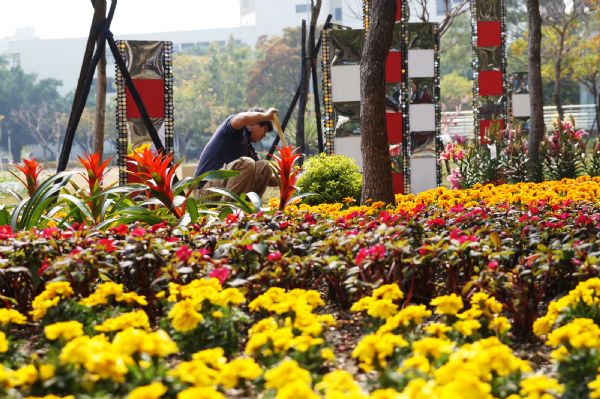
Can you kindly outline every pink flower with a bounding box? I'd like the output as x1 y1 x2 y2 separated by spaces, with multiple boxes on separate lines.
449 204 464 213
447 168 463 190
355 248 369 265
42 227 60 239
38 258 51 277
176 245 192 262
487 260 499 271
130 227 147 237
209 267 230 284
97 238 116 253
267 251 282 261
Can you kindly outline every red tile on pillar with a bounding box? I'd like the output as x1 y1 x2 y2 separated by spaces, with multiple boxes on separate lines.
478 70 503 96
477 21 502 47
480 119 505 142
386 112 403 144
392 172 404 195
395 0 402 21
386 51 402 83
126 79 165 118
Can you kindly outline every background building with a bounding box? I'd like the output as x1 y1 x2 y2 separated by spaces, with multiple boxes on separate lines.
0 0 361 96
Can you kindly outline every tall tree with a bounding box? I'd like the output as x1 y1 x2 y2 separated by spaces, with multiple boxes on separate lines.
247 28 301 114
360 0 396 204
526 0 545 182
93 0 107 159
540 0 586 120
0 65 65 162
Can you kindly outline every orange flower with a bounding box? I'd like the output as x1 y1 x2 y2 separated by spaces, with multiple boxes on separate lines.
127 148 184 218
14 158 43 196
271 146 302 211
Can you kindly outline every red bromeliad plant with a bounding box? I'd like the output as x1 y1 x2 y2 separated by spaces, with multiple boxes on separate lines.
12 158 43 197
128 147 185 218
78 153 112 224
270 146 302 211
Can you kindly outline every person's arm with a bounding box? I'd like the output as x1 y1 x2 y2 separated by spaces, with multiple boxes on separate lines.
230 108 277 130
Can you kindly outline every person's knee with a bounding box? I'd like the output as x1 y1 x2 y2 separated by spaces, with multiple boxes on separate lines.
255 160 272 176
229 157 256 175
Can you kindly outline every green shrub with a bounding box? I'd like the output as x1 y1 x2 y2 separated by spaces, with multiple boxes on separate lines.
297 154 362 205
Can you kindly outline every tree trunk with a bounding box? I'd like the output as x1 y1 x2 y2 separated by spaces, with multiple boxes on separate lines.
360 0 396 204
93 0 107 159
526 0 545 182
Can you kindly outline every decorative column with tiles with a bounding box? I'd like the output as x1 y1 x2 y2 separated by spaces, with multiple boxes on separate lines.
471 0 508 142
322 27 364 162
403 23 441 194
510 72 531 119
115 40 174 184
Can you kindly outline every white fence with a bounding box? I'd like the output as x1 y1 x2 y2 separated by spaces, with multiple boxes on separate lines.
442 104 598 141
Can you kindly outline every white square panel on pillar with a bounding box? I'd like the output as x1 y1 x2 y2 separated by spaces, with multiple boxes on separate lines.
512 94 531 118
410 157 437 194
408 49 435 78
409 104 436 131
334 136 363 170
331 65 361 103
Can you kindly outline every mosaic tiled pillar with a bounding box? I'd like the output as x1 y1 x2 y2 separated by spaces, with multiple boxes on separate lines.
403 23 441 194
322 28 364 162
511 72 531 118
471 0 508 142
386 1 407 194
115 40 174 184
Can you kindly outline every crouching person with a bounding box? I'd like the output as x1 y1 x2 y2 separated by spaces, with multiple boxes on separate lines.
194 108 278 199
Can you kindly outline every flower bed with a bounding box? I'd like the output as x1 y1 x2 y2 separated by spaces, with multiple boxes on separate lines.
1 177 600 397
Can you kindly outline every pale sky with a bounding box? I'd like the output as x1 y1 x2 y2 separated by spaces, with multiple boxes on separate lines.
0 0 241 40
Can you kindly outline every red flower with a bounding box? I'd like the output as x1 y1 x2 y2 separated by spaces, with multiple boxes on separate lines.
271 146 302 211
0 225 14 240
303 213 316 225
13 158 43 197
267 251 282 261
279 221 289 229
209 267 230 284
128 148 185 218
41 227 60 239
149 221 168 233
418 246 431 256
38 258 51 277
487 260 499 271
110 224 129 236
97 238 116 253
225 213 239 225
176 245 192 262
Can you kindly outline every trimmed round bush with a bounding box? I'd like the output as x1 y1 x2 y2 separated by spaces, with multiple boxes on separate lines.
297 153 362 205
